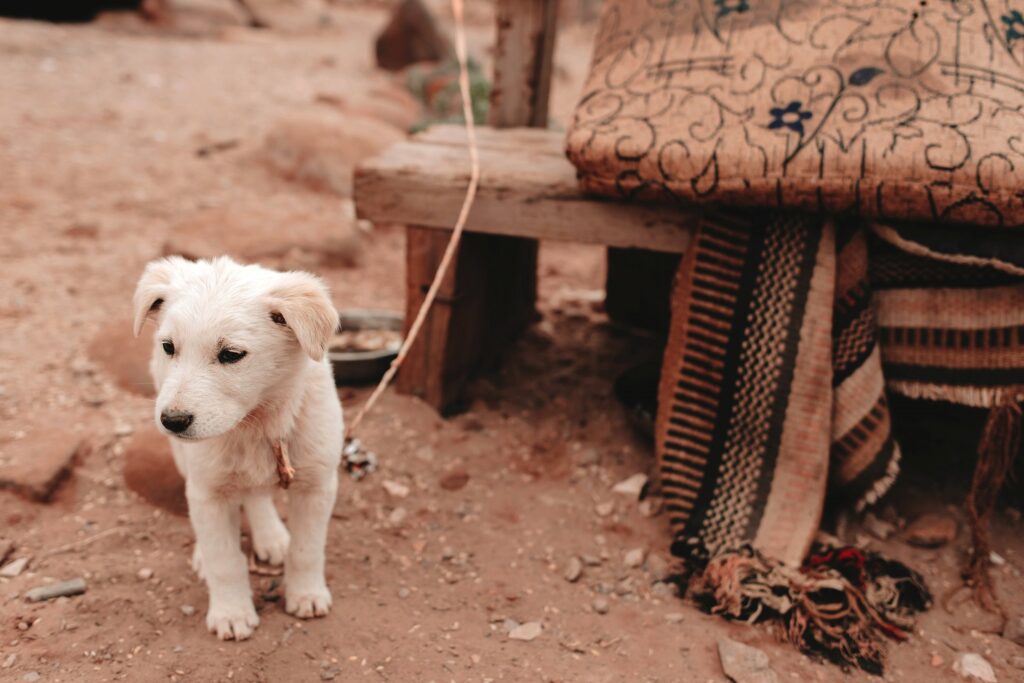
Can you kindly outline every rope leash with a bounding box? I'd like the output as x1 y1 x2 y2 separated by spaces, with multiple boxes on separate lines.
344 0 480 440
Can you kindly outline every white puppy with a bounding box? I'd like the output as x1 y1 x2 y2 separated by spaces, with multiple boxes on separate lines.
133 256 342 640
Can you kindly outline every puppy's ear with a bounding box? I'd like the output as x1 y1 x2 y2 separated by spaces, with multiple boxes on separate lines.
132 257 187 337
266 271 339 361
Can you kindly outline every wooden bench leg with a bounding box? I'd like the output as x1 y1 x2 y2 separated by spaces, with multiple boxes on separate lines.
397 225 537 414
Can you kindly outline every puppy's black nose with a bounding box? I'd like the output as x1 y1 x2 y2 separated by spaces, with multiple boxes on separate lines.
160 411 194 434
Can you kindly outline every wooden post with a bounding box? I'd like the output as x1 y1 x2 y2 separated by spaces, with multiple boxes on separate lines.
396 0 557 412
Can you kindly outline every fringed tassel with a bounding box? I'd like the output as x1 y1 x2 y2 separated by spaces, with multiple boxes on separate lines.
691 544 931 674
963 393 1021 615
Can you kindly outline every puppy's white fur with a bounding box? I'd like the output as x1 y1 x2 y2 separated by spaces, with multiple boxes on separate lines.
133 256 342 640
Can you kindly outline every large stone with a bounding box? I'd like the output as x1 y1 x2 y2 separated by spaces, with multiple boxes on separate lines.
374 0 452 71
88 319 155 398
262 112 404 198
0 426 91 502
717 638 779 683
123 425 187 517
162 206 362 268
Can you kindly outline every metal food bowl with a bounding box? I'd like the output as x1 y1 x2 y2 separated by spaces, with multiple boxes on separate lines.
329 310 404 386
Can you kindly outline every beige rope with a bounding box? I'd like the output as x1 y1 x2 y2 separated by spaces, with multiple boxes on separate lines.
345 0 480 439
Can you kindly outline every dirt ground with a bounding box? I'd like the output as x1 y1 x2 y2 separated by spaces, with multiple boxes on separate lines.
1 3 1024 682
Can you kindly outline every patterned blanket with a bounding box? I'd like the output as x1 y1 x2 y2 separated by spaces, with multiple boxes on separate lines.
657 210 1024 669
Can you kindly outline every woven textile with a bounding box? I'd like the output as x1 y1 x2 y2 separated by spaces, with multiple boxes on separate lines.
656 209 1024 669
566 0 1024 227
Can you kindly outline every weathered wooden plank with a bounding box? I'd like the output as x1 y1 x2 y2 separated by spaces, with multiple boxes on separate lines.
354 128 695 254
489 0 558 128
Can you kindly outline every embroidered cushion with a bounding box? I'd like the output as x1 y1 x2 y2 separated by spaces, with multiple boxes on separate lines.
566 0 1024 227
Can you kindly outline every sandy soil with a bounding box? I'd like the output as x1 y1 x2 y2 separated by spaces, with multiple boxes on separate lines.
1 3 1023 683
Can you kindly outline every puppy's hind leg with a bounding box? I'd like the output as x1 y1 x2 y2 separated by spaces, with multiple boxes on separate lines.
244 492 290 566
284 471 338 618
188 492 259 640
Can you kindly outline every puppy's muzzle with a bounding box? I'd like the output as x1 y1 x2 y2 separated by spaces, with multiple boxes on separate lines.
161 410 194 434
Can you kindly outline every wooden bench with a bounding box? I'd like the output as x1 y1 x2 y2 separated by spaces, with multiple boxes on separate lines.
352 1 696 413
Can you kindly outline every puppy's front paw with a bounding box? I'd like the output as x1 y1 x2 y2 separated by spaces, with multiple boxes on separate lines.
206 600 259 640
285 581 332 618
252 524 290 566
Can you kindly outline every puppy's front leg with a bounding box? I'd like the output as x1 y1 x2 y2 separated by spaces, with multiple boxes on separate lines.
188 492 259 640
284 470 338 618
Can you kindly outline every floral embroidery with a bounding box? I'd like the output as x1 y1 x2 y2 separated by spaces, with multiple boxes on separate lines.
713 0 750 19
1002 10 1024 45
768 101 813 135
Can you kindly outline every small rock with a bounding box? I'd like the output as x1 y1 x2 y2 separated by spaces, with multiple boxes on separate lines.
398 587 411 599
595 501 614 517
581 554 602 567
651 581 678 598
24 577 87 602
638 497 662 517
615 577 635 596
592 596 610 614
624 547 646 568
137 567 154 581
990 551 1006 567
1002 613 1024 646
321 667 341 681
114 423 134 437
665 612 685 623
645 553 672 582
382 480 409 498
441 546 455 561
563 556 583 583
0 557 29 578
22 673 40 683
180 604 196 616
439 470 470 491
374 0 452 71
388 507 408 526
717 637 779 683
2 654 15 668
862 512 896 540
508 621 542 641
611 473 648 499
953 653 997 682
905 513 957 548
931 654 944 667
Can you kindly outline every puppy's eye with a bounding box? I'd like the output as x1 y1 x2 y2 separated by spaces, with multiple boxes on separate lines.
217 348 247 364
162 340 175 356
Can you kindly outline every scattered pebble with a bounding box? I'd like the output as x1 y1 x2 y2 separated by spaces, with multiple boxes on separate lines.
2 654 15 668
595 501 614 517
180 604 195 617
638 497 662 517
0 557 29 578
624 547 646 568
990 551 1006 567
137 567 154 581
581 554 602 567
439 469 470 491
905 513 957 548
645 553 671 582
651 581 677 598
321 667 340 680
388 507 407 526
931 654 944 667
508 621 542 641
665 612 685 623
22 673 40 683
24 577 87 602
397 587 410 599
953 653 997 682
1002 613 1024 646
382 480 409 498
717 637 779 683
592 596 610 615
611 473 648 499
563 556 583 583
114 423 134 437
862 512 896 540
